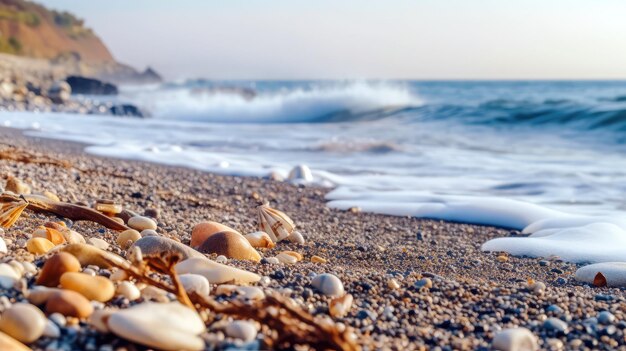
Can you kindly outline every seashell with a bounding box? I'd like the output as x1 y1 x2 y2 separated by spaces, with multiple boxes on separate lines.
0 198 28 228
4 176 31 195
287 230 305 244
191 221 240 248
257 204 295 243
175 257 261 285
275 253 297 264
42 191 60 202
197 231 261 262
329 293 353 318
243 231 276 249
33 227 66 246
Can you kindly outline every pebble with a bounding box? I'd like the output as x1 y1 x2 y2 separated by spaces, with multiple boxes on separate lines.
0 238 6 254
491 327 538 351
311 255 327 263
191 221 240 248
0 263 20 289
179 274 211 297
329 294 353 318
36 252 82 287
225 320 257 342
530 281 546 295
598 311 615 324
276 252 298 264
60 273 115 302
415 278 433 290
216 255 228 264
387 278 400 289
0 331 30 351
543 318 568 333
43 319 61 338
128 216 157 231
87 238 109 250
265 257 280 264
132 236 205 260
0 303 47 343
107 302 205 351
45 290 94 318
175 257 261 284
311 273 344 297
140 229 159 237
116 281 141 301
215 285 265 300
575 262 626 287
116 229 142 249
26 237 56 255
197 231 261 262
243 231 275 249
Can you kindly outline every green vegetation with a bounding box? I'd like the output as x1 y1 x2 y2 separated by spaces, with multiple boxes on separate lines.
0 36 22 54
52 10 92 38
0 8 40 27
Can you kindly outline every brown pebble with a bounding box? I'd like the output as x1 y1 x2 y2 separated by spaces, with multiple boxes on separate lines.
45 290 94 318
197 231 261 262
60 272 115 302
36 252 82 287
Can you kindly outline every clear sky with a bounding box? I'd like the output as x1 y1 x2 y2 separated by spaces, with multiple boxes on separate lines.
38 0 626 80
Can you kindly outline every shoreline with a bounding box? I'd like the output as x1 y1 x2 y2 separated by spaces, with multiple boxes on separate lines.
1 125 625 349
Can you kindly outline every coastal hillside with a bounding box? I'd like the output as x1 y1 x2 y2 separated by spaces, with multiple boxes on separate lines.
0 0 113 63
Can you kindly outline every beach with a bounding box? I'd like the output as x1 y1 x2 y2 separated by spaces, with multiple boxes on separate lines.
1 126 624 350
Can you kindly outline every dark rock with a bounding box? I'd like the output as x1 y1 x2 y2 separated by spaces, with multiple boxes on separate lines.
66 76 118 95
109 104 146 118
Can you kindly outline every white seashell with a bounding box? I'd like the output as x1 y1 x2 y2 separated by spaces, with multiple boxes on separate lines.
276 253 298 264
179 274 210 297
329 294 353 318
257 204 295 242
288 164 313 182
287 230 305 245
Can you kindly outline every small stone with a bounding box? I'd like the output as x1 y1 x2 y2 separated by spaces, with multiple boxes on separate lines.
0 263 19 289
45 290 94 318
197 231 261 262
311 255 327 264
598 311 615 324
175 257 261 284
530 281 546 295
543 318 568 333
311 273 344 297
0 238 6 254
140 229 159 237
132 236 204 260
215 255 228 264
0 331 30 351
415 278 433 290
4 176 30 194
387 278 400 289
87 238 109 250
26 237 55 255
0 303 47 343
225 320 257 342
60 272 115 302
492 327 538 351
276 252 298 264
108 302 205 351
42 319 61 338
128 216 157 231
497 255 508 262
329 294 353 318
191 221 240 248
179 274 211 297
116 281 140 301
144 208 160 218
37 252 82 287
141 285 169 302
95 202 122 214
266 257 280 264
116 229 141 249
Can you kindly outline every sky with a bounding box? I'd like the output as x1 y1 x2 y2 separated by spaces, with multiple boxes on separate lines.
38 0 626 80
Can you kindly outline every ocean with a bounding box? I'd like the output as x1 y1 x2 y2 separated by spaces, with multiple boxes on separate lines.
3 80 626 262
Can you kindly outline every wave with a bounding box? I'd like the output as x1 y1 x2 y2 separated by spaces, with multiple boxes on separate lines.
137 81 421 124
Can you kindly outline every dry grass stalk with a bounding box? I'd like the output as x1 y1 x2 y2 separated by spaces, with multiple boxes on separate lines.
0 146 73 168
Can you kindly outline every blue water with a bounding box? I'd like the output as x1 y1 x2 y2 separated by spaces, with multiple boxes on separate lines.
4 80 626 216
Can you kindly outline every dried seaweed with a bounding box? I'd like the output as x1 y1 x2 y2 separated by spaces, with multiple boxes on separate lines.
0 146 73 168
99 251 361 351
0 192 129 231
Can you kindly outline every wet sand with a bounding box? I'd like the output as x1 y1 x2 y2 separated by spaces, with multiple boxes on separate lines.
1 126 625 350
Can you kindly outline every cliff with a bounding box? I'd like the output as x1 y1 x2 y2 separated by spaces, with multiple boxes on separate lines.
0 0 113 63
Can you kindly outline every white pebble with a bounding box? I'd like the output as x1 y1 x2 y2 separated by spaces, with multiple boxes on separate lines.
225 320 257 342
311 273 344 297
116 281 141 301
492 327 538 351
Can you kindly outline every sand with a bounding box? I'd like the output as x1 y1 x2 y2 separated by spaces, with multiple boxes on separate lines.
1 126 625 350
